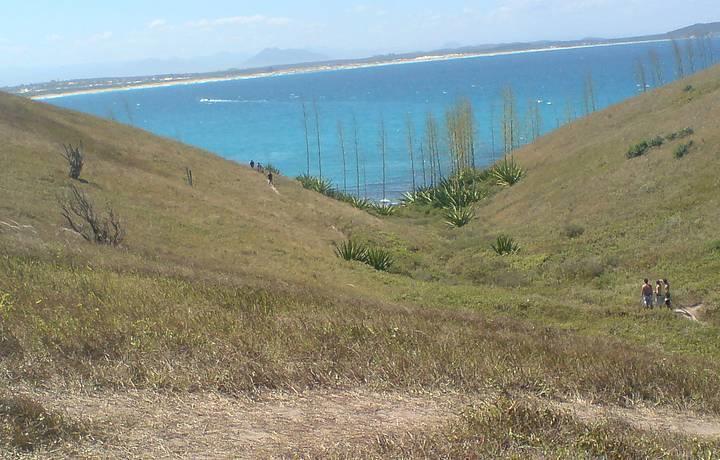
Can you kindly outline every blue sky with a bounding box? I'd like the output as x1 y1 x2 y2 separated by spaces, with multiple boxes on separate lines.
1 0 718 84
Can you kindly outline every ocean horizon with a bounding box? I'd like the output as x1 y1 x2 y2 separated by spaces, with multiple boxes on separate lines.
48 38 717 200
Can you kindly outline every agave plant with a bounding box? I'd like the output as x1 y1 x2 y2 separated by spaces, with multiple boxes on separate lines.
444 205 474 228
491 234 520 255
370 203 397 216
492 157 525 187
365 247 394 271
347 196 373 211
296 174 335 195
334 240 368 262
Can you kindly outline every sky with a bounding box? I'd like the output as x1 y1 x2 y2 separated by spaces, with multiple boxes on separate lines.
1 0 718 85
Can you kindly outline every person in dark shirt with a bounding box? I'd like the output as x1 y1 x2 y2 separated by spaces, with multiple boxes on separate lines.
250 160 255 169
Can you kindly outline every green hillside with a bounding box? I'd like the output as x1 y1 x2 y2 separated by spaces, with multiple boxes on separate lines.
1 66 720 457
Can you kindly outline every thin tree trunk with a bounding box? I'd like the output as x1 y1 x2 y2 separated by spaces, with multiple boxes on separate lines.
379 117 387 201
313 98 322 179
337 121 347 193
302 102 311 175
353 115 361 197
405 115 416 191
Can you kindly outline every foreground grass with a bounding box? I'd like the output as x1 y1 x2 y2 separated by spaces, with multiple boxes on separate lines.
2 254 719 416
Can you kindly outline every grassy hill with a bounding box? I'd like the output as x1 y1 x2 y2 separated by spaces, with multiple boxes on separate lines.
1 66 720 457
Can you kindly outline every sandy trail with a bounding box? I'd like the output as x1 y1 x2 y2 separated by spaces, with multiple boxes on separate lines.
20 388 459 459
11 387 720 458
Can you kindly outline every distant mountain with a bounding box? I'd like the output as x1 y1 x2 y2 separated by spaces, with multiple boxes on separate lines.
667 22 720 38
243 48 329 68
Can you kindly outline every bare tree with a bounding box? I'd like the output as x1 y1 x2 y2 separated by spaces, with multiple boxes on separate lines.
352 115 361 197
185 167 193 187
425 112 441 184
685 39 696 74
337 121 347 193
60 185 124 246
501 86 519 155
378 117 387 201
405 114 417 191
648 49 664 86
635 58 648 93
60 143 84 180
313 98 323 179
672 40 685 79
582 73 597 116
301 102 311 175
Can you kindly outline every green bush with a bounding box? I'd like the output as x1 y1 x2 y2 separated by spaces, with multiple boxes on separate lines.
492 235 520 255
492 157 525 186
626 141 650 159
648 136 664 148
334 240 368 262
365 247 394 271
674 141 694 159
445 205 474 228
666 127 694 141
562 223 585 239
709 240 720 254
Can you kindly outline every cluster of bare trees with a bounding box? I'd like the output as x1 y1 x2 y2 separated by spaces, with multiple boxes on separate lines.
58 143 126 246
637 37 716 93
301 38 718 197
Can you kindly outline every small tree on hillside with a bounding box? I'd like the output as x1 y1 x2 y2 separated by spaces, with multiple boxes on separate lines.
60 185 125 246
60 143 84 180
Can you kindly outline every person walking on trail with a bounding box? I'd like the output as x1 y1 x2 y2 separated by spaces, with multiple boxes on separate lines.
655 280 664 308
641 279 654 309
250 160 255 169
267 171 274 186
663 279 672 308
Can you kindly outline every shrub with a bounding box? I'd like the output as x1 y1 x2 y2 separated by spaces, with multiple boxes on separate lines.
60 143 84 180
445 205 474 228
0 394 88 451
59 185 125 246
365 247 394 271
666 127 694 141
626 141 649 159
334 240 367 262
710 240 720 253
673 141 693 159
684 85 694 92
648 136 664 148
560 256 605 279
492 235 520 255
492 157 525 186
562 223 585 239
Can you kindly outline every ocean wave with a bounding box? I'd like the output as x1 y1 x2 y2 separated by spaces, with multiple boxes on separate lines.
199 98 270 104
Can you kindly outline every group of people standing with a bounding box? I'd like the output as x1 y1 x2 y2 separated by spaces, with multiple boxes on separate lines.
249 160 273 185
641 278 671 309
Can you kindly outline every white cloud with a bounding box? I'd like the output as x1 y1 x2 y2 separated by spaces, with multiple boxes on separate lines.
147 19 167 30
350 4 387 16
187 15 291 29
88 31 113 42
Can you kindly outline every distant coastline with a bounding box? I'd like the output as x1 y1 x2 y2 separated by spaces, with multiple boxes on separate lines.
28 39 673 100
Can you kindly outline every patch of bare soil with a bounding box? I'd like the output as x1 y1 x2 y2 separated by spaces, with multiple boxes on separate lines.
15 387 462 459
555 398 720 440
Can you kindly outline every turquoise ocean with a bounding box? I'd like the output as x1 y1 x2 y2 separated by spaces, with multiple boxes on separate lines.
48 39 717 199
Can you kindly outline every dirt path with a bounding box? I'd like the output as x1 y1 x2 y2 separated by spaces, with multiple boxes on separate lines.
20 388 461 459
12 387 720 458
555 398 720 440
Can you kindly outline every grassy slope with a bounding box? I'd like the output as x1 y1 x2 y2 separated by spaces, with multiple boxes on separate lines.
1 67 720 455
